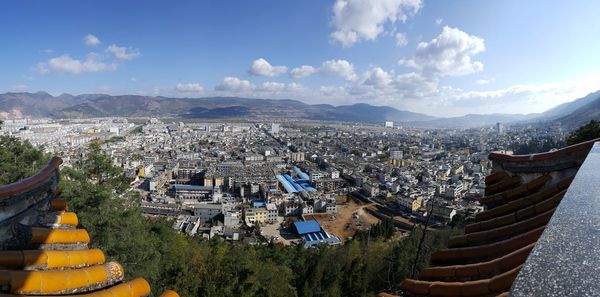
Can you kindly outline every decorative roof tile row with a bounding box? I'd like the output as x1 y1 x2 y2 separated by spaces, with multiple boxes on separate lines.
0 157 178 297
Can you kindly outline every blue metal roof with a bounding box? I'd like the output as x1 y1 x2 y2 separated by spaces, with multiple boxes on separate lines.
252 200 266 208
294 220 321 234
304 187 317 192
276 175 298 193
284 174 304 192
294 166 310 181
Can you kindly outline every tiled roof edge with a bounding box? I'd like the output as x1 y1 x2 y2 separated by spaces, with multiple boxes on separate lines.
488 138 600 162
0 157 62 199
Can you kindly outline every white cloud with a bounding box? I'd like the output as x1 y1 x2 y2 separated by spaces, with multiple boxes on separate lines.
131 77 138 82
37 54 117 74
320 85 347 96
346 68 439 103
286 82 304 91
248 58 287 77
257 82 286 92
398 57 418 69
330 0 422 47
340 71 600 116
453 81 592 103
105 44 141 60
175 83 204 94
320 59 357 81
212 78 303 96
407 73 600 116
36 38 140 75
476 78 493 85
395 32 408 47
399 26 485 77
83 34 101 46
215 76 254 92
435 18 443 25
290 65 316 79
237 81 304 93
42 49 54 54
363 67 392 86
10 84 28 92
393 72 438 97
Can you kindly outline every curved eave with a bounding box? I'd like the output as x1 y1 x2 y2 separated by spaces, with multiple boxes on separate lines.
0 157 62 199
488 137 600 163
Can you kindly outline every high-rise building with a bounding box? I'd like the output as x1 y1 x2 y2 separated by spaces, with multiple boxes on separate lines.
385 121 394 128
495 122 505 135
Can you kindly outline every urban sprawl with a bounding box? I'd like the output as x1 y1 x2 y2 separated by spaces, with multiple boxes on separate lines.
1 118 567 247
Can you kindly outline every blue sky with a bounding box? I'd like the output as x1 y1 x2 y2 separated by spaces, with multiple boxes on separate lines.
1 0 599 116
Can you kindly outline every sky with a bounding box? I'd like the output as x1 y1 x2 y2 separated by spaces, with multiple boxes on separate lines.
1 0 600 117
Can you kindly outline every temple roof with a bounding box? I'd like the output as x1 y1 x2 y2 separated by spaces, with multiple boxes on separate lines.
378 138 600 297
0 157 179 297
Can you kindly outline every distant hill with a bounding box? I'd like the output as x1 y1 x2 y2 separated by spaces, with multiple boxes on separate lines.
4 90 600 128
51 94 436 123
0 92 92 118
409 113 535 128
554 92 600 128
538 90 600 120
305 103 436 123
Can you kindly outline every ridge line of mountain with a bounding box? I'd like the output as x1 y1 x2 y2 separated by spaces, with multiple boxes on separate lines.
1 90 599 128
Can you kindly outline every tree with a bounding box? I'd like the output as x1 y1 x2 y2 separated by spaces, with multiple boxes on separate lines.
566 120 600 145
253 223 262 236
512 137 564 154
0 136 49 185
78 142 128 191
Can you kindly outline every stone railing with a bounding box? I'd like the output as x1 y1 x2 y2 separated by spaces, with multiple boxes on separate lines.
0 156 62 249
510 142 600 295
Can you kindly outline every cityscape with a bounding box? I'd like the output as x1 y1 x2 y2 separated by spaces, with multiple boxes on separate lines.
0 115 569 244
1 1 600 297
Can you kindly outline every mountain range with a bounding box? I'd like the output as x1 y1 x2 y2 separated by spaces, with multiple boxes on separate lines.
1 90 600 128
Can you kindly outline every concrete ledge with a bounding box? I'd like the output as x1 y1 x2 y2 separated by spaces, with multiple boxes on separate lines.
510 142 600 296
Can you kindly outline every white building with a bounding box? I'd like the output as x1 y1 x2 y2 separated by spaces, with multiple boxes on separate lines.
266 203 278 223
390 150 403 160
327 168 340 179
430 202 457 222
271 123 280 134
309 171 327 181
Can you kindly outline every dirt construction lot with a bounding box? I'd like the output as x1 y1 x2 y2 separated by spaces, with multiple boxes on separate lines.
304 200 380 242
